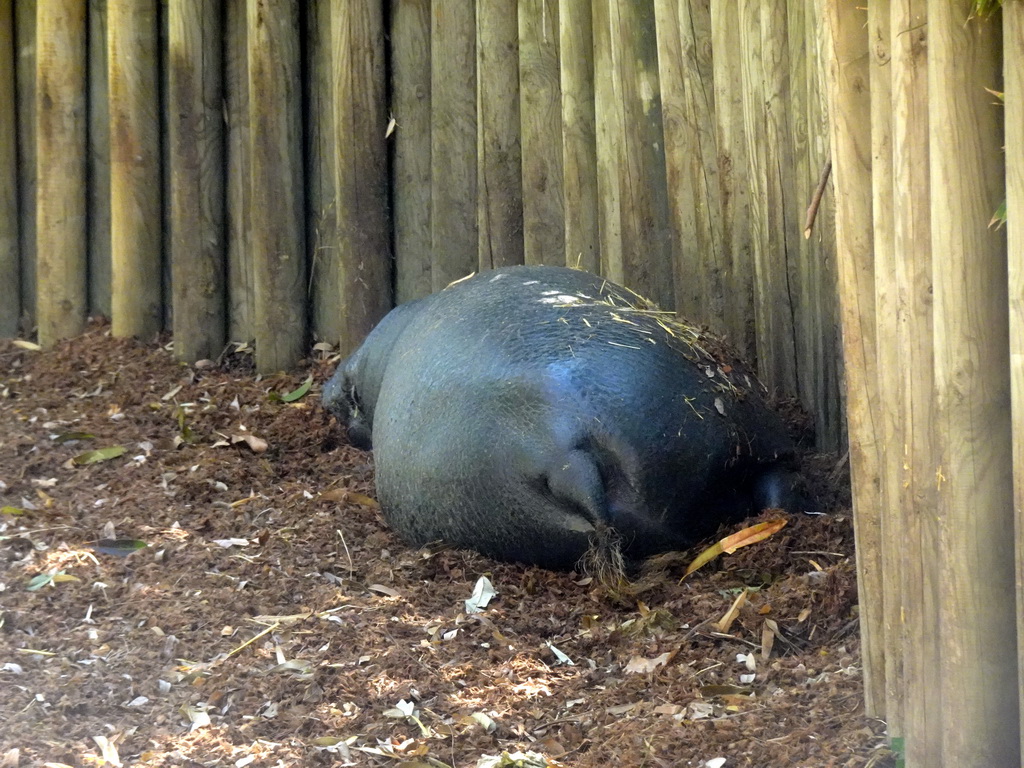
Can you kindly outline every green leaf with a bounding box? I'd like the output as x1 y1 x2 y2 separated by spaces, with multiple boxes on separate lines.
990 199 1007 230
72 446 127 465
92 538 148 557
26 572 56 591
54 432 96 444
269 375 313 403
0 506 26 516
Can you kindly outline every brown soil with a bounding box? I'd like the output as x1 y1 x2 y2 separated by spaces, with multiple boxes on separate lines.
0 325 894 768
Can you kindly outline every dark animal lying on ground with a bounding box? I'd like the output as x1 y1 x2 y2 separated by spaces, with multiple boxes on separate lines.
323 265 803 573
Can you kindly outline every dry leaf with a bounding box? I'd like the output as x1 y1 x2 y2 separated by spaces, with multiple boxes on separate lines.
715 588 748 633
684 519 788 577
624 649 676 674
231 433 268 453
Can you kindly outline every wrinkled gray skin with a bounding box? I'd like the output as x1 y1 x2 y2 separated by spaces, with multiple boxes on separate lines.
323 266 801 571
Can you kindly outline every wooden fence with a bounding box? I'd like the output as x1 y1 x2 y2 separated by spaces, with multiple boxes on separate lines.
0 0 843 450
827 2 1021 766
4 1 1024 765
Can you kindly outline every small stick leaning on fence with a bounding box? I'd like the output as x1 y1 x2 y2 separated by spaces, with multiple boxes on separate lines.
803 159 833 240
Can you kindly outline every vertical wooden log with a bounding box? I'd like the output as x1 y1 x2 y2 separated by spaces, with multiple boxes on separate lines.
822 0 884 734
36 0 87 345
15 0 35 329
108 0 161 339
391 0 431 303
1007 2 1024 760
930 2 1017 764
680 0 723 328
88 0 111 320
866 0 896 727
519 0 563 266
758 0 799 393
786 0 815 421
654 0 703 320
168 0 224 362
0 0 18 336
558 0 598 274
593 0 672 308
430 2 476 290
738 0 769 372
332 1 391 356
710 0 754 358
805 0 841 451
247 0 305 372
225 0 253 342
592 0 622 284
892 0 940 759
477 0 523 270
308 0 340 343
655 0 724 326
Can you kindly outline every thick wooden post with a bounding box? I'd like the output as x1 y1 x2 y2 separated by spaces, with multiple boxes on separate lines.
519 0 563 266
710 0 754 359
332 1 391 356
867 0 896 727
225 0 253 343
16 1 36 329
1009 4 1024 761
430 2 477 290
88 0 111 320
108 0 162 339
655 0 725 327
593 0 672 308
477 0 523 271
247 0 305 372
1008 1 1024 760
930 2 1017 764
390 0 431 303
891 1 941 763
558 0 598 275
35 0 87 345
823 0 885 736
0 0 18 337
168 0 224 362
307 0 339 343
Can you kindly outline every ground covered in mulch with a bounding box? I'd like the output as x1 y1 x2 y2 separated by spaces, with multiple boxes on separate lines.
0 325 894 768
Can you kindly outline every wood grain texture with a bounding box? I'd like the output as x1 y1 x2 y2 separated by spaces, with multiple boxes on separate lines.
247 0 306 372
1006 3 1024 759
758 0 799 394
929 2 1017 763
558 0 598 274
804 0 841 452
865 0 895 726
519 0 563 266
35 0 87 345
710 0 754 358
477 0 523 270
593 0 672 308
0 0 18 336
168 0 224 362
738 0 770 373
592 0 622 285
332 1 391 356
88 0 111 320
225 0 253 342
108 0 162 339
391 0 432 303
822 1 884 737
891 0 940 758
15 0 35 329
430 2 477 290
307 0 340 343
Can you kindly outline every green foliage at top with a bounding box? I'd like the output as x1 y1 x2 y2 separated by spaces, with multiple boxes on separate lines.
972 0 1002 17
